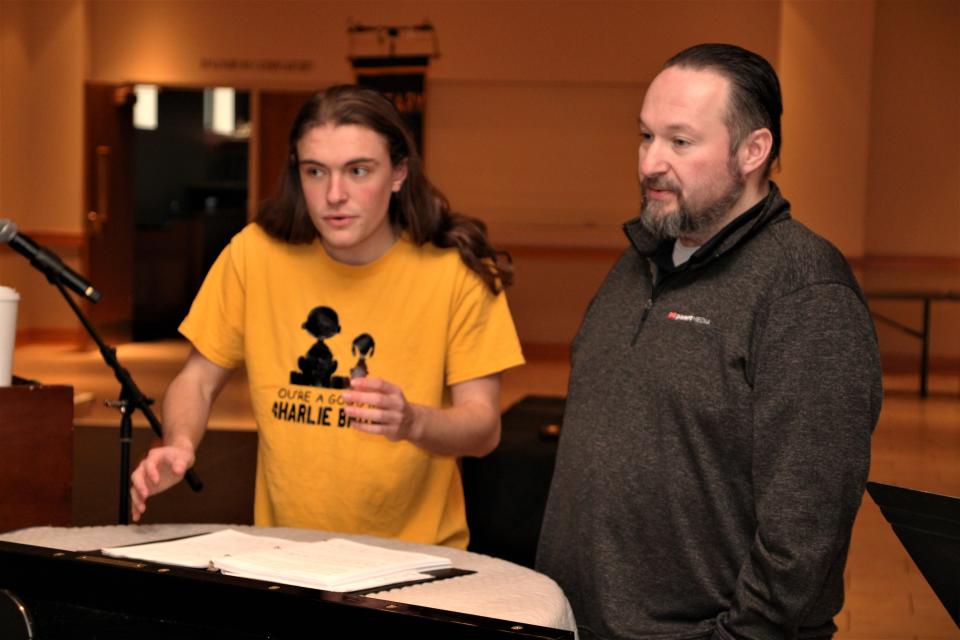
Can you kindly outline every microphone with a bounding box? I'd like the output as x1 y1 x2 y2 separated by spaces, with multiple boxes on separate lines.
0 219 101 303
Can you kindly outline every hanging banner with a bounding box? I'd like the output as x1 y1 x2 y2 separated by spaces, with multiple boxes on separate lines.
351 56 429 156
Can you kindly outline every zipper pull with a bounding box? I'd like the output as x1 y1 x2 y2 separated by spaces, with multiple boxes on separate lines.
640 297 653 323
632 297 654 345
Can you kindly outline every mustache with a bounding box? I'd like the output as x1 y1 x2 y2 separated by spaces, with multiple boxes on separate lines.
640 176 681 192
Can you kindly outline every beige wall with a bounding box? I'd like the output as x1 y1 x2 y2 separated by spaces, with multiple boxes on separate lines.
1 0 86 231
866 0 959 258
777 0 875 257
84 1 778 86
1 0 958 366
0 0 87 335
863 0 960 367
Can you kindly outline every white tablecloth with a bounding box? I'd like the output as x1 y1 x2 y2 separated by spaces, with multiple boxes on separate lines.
0 524 577 635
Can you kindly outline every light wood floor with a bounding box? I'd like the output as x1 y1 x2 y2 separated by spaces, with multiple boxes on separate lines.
12 340 960 638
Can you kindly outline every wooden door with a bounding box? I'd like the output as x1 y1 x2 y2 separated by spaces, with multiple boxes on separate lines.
83 83 135 342
256 91 313 206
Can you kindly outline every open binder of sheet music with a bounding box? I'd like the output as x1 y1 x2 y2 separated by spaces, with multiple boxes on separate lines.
101 529 455 593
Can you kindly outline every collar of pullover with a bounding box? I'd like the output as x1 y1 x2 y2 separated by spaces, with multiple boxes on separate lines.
623 182 791 274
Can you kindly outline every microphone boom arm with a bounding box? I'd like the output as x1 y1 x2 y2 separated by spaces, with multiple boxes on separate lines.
52 278 203 524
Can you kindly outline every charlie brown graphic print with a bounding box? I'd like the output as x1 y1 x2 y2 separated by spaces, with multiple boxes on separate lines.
278 305 377 427
179 224 523 546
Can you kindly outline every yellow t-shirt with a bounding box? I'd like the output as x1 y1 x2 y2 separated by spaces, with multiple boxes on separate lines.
179 223 524 548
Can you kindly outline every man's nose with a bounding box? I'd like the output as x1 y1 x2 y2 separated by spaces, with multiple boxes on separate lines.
326 173 347 205
638 141 667 178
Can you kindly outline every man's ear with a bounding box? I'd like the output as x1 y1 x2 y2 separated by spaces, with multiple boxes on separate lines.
737 128 773 176
391 159 409 193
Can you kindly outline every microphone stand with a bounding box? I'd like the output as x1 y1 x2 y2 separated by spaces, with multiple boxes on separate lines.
52 279 203 524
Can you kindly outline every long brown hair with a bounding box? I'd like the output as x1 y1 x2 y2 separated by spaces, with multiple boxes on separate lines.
256 85 512 293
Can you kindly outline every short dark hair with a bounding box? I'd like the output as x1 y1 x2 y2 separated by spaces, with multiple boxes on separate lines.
256 85 511 293
664 43 782 177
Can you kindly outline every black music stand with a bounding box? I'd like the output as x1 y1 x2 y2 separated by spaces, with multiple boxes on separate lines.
866 481 960 627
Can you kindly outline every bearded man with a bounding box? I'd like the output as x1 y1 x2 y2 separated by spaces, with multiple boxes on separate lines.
536 43 882 640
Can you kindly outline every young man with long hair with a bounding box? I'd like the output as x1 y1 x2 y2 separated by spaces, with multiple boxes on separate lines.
130 86 523 549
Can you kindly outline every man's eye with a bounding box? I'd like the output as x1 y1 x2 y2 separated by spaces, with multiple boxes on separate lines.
673 138 691 148
639 131 653 142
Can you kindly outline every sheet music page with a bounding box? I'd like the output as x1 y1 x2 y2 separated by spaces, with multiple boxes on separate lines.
103 531 453 591
101 529 292 569
217 564 431 593
214 538 451 591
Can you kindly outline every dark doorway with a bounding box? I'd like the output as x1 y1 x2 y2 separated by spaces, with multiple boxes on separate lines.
130 88 250 341
256 90 313 203
84 83 136 343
